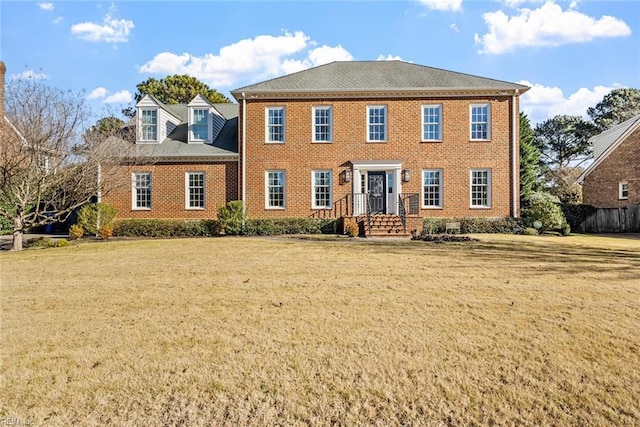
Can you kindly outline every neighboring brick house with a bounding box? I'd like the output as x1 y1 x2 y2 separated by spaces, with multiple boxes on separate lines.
578 115 640 207
231 61 527 232
104 61 529 234
103 94 239 219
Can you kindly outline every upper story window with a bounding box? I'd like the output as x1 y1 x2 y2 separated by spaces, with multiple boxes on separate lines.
313 106 332 143
470 104 491 141
133 172 152 210
186 172 205 209
619 182 629 200
367 105 387 142
140 109 158 142
422 169 443 208
422 105 442 141
470 169 491 208
266 107 285 143
191 109 209 142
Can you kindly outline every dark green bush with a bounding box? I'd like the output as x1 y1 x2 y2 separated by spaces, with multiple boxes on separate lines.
0 215 12 235
422 217 523 234
218 201 245 235
243 218 336 236
561 203 597 233
113 219 221 238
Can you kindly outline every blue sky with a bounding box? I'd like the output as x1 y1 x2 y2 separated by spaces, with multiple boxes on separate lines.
1 0 638 125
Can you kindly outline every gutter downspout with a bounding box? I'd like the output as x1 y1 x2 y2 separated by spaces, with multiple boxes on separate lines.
512 90 519 218
241 93 247 228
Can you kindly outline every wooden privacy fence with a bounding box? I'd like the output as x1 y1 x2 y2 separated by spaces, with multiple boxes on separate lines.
580 204 640 233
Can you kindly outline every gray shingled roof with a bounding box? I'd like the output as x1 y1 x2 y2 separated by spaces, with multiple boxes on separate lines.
232 61 529 96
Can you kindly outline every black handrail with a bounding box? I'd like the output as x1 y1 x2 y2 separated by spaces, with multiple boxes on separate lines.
398 194 407 233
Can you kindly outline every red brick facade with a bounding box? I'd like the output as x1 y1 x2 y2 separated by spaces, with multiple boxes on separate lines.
582 126 640 207
239 95 520 219
104 162 238 219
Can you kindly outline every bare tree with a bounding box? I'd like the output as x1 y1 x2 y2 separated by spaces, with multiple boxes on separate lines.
1 72 139 250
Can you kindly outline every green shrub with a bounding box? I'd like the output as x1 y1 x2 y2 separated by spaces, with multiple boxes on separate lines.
55 239 71 247
243 217 335 236
0 215 12 235
217 201 245 235
77 203 117 235
113 219 221 238
68 224 84 240
25 237 56 248
561 203 597 233
522 227 538 236
422 217 523 234
522 192 568 233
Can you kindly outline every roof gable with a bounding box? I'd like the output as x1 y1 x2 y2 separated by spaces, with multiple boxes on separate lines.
232 60 529 98
578 114 640 183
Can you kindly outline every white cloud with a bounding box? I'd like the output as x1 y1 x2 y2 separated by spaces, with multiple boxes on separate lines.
87 87 132 104
418 0 462 12
139 31 354 88
475 1 632 54
103 90 133 104
9 70 49 80
53 16 64 25
376 54 403 61
70 5 134 43
37 2 54 11
518 80 622 124
450 23 459 33
87 87 108 99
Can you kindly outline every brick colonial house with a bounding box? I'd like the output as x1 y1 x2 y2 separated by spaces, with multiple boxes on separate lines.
104 61 529 235
578 115 640 207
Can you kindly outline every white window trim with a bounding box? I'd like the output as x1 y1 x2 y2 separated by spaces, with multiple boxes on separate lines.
470 169 492 209
366 105 387 143
421 104 443 142
421 169 443 209
185 172 206 210
138 108 159 143
619 181 629 200
189 108 210 143
132 172 152 210
469 103 491 141
265 107 286 144
265 170 286 209
312 106 333 143
311 170 333 209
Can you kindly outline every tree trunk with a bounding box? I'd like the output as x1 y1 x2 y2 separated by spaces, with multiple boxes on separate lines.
11 217 23 251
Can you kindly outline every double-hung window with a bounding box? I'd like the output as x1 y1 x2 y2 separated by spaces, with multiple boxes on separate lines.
266 171 285 208
133 172 152 209
619 182 629 200
422 169 443 208
313 106 332 142
186 172 205 209
192 109 209 142
312 170 332 208
470 104 490 141
266 107 285 143
140 109 158 142
422 105 442 141
367 106 387 142
470 169 491 208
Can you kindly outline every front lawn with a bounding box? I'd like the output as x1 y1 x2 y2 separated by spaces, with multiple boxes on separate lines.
1 234 639 425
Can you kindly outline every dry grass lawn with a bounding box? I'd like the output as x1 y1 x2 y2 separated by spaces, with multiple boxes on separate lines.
1 234 639 426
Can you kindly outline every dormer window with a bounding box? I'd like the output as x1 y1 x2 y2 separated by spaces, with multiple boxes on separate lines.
191 108 209 142
140 109 158 142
